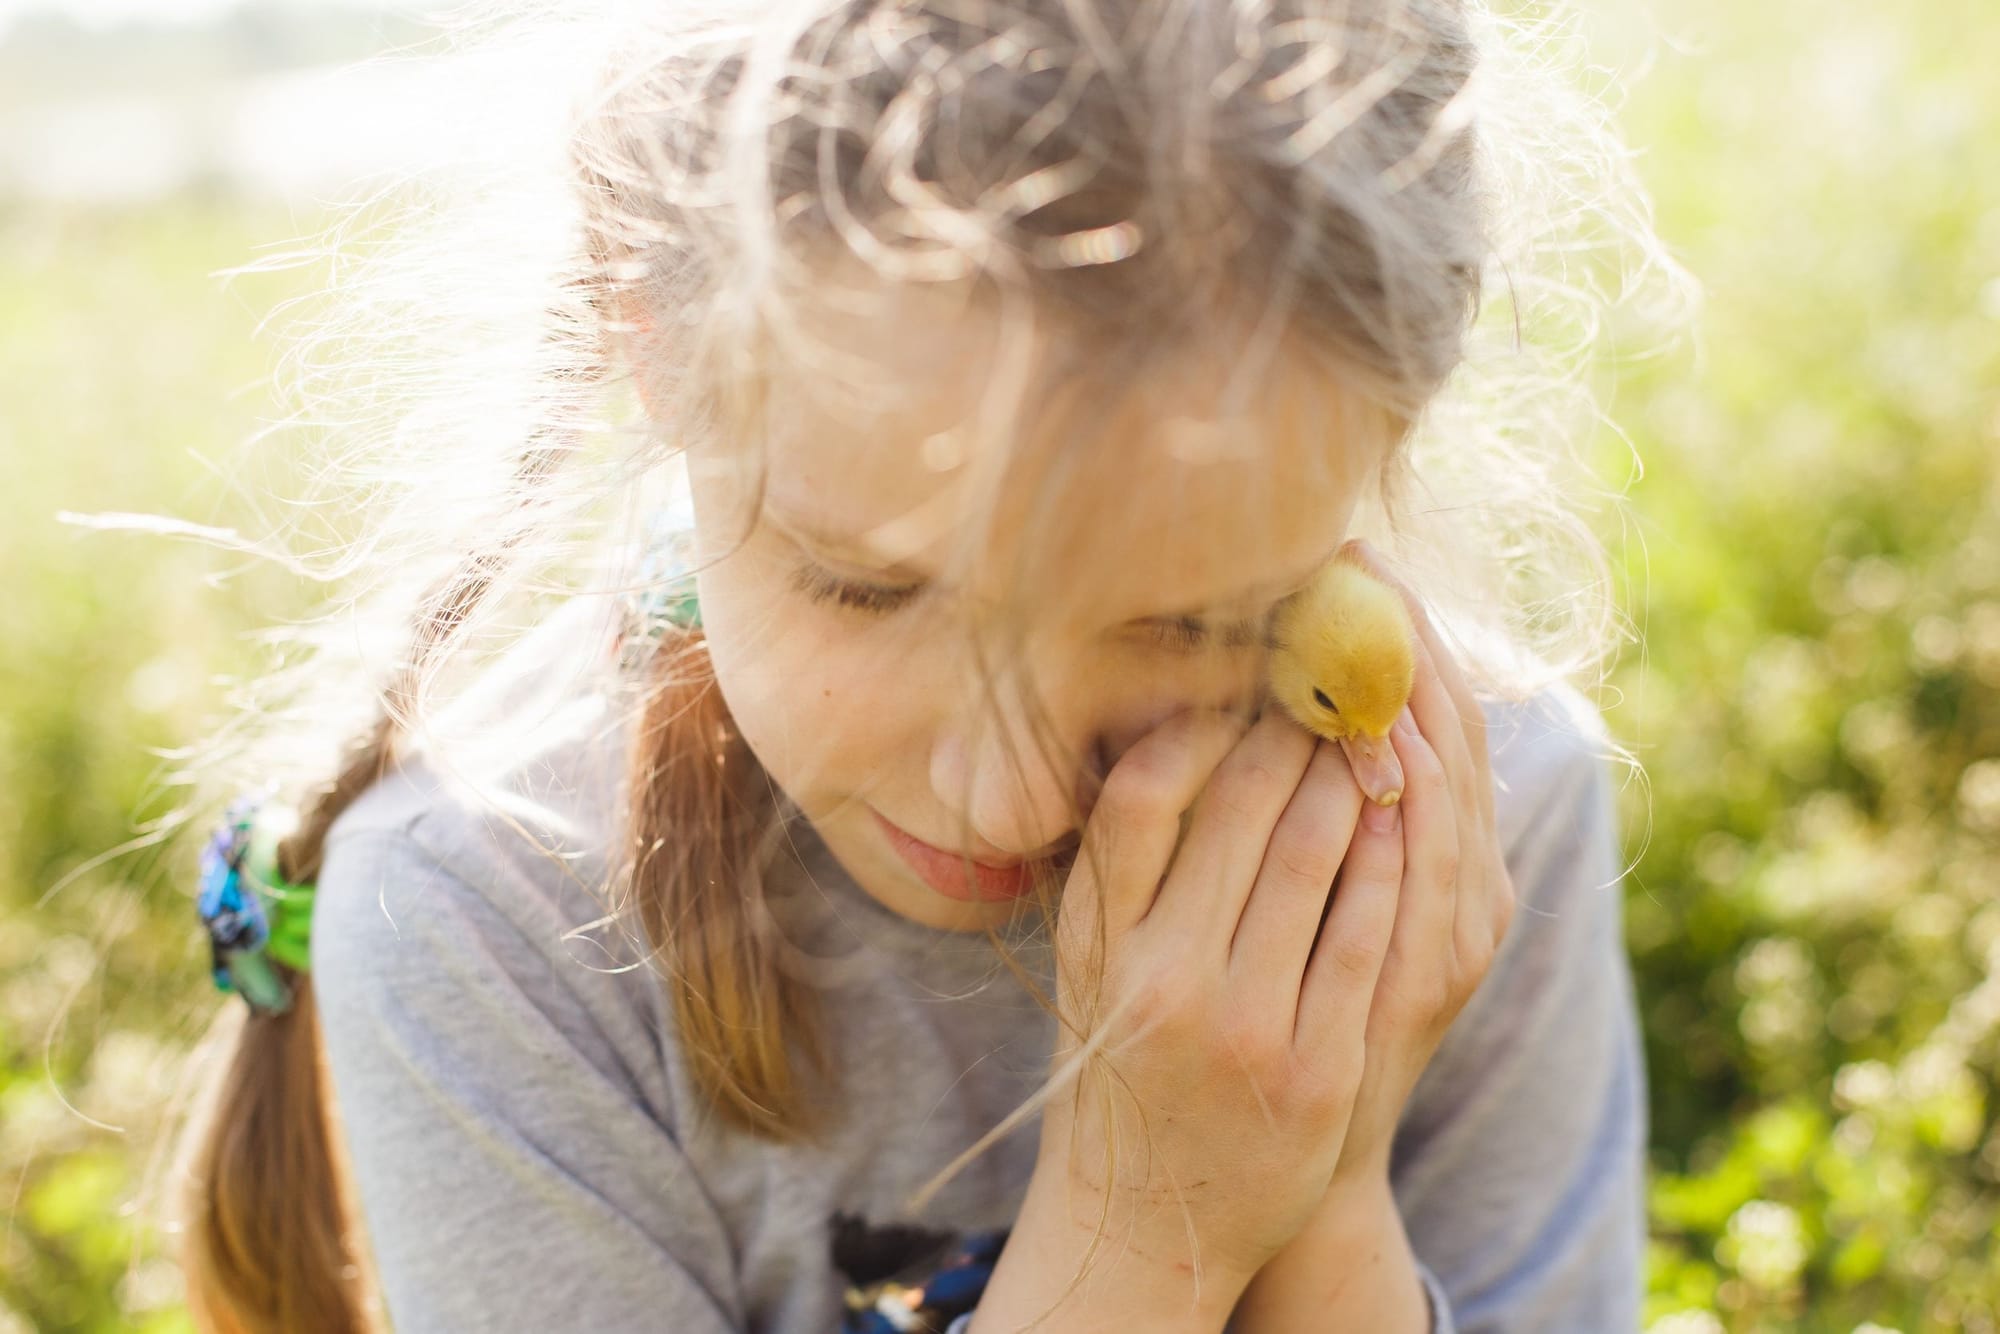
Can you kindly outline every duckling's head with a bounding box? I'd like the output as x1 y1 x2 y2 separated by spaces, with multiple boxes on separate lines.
1266 555 1417 804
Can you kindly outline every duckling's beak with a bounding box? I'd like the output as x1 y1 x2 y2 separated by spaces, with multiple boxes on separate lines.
1338 731 1404 807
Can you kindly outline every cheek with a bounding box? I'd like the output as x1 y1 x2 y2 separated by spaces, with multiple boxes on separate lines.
1073 649 1269 777
697 564 943 785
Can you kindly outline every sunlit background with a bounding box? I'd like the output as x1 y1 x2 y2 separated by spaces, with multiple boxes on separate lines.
3 0 1996 1330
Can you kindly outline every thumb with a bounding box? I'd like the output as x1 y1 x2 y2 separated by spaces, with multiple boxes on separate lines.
1062 709 1250 946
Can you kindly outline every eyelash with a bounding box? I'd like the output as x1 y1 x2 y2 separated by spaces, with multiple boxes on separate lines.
790 562 924 614
790 561 1270 651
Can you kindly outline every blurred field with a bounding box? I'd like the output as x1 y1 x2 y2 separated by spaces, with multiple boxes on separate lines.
0 198 310 1333
1605 3 2000 1327
2 0 1998 1330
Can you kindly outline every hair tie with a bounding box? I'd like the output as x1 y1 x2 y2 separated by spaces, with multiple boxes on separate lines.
639 518 702 627
197 794 314 1016
618 518 704 670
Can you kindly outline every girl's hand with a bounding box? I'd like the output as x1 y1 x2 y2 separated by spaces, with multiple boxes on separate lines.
1318 538 1516 1196
1035 701 1408 1290
1230 541 1517 1332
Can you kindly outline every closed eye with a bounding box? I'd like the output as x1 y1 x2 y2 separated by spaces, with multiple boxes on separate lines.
1146 616 1208 650
1141 613 1267 652
790 561 924 614
791 547 1280 653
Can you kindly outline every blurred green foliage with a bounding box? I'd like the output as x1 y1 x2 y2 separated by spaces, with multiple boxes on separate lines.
0 200 307 1333
1 0 1997 1330
1602 0 2000 1325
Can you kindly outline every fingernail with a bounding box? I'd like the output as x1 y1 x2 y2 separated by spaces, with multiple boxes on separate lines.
1362 797 1401 832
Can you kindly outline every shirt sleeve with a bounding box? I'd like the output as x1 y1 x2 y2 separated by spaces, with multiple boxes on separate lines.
311 815 746 1334
1387 692 1649 1333
1416 1262 1457 1333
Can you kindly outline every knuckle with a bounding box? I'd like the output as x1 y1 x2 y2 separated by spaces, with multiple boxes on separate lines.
1430 972 1465 1017
1379 965 1438 1021
1326 932 1385 986
1294 1038 1365 1110
1125 971 1192 1036
1442 969 1481 1019
1271 835 1338 887
1454 925 1498 985
1208 761 1285 825
1347 830 1397 877
1098 760 1180 828
1411 752 1450 800
1431 849 1461 888
1478 934 1505 977
1211 1004 1282 1068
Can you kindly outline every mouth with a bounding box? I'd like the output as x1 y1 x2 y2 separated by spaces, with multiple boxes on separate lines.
871 810 1076 903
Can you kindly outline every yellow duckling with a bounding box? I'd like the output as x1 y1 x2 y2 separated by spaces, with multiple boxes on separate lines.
1266 548 1417 806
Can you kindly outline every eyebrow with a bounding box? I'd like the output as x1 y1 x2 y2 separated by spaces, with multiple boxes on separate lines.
765 502 1337 623
762 505 929 578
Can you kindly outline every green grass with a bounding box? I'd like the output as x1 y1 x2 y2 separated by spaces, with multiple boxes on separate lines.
0 196 313 1333
2 0 1998 1328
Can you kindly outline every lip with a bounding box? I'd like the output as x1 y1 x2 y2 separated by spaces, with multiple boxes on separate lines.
871 810 1066 903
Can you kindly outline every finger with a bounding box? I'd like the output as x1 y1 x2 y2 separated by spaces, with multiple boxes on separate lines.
1408 632 1485 832
1295 774 1404 1060
1228 738 1364 1009
1390 572 1494 836
1073 708 1255 942
1147 709 1318 949
1386 706 1459 967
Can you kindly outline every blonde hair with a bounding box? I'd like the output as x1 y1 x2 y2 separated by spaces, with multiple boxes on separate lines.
169 1 1697 1329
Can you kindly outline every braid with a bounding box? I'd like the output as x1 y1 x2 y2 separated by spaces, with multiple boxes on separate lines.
182 290 605 1334
275 714 396 886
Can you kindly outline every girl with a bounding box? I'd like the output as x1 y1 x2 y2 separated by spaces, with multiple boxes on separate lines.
174 0 1691 1331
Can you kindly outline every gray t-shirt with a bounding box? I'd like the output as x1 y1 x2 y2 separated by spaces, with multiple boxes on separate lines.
313 615 1646 1334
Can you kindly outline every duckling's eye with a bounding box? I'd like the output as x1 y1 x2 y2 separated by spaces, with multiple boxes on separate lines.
790 561 925 615
1312 687 1339 713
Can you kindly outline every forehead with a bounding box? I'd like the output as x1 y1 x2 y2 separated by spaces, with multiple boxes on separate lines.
751 280 1395 618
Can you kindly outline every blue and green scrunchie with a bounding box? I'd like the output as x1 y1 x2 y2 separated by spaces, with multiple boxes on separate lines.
196 794 314 1016
197 524 707 1014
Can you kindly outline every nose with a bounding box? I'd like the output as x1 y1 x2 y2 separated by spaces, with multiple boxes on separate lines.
930 679 1098 862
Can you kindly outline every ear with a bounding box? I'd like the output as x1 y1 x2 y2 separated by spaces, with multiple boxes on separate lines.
606 290 658 415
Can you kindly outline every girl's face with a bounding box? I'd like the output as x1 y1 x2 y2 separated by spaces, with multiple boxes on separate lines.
682 286 1395 934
